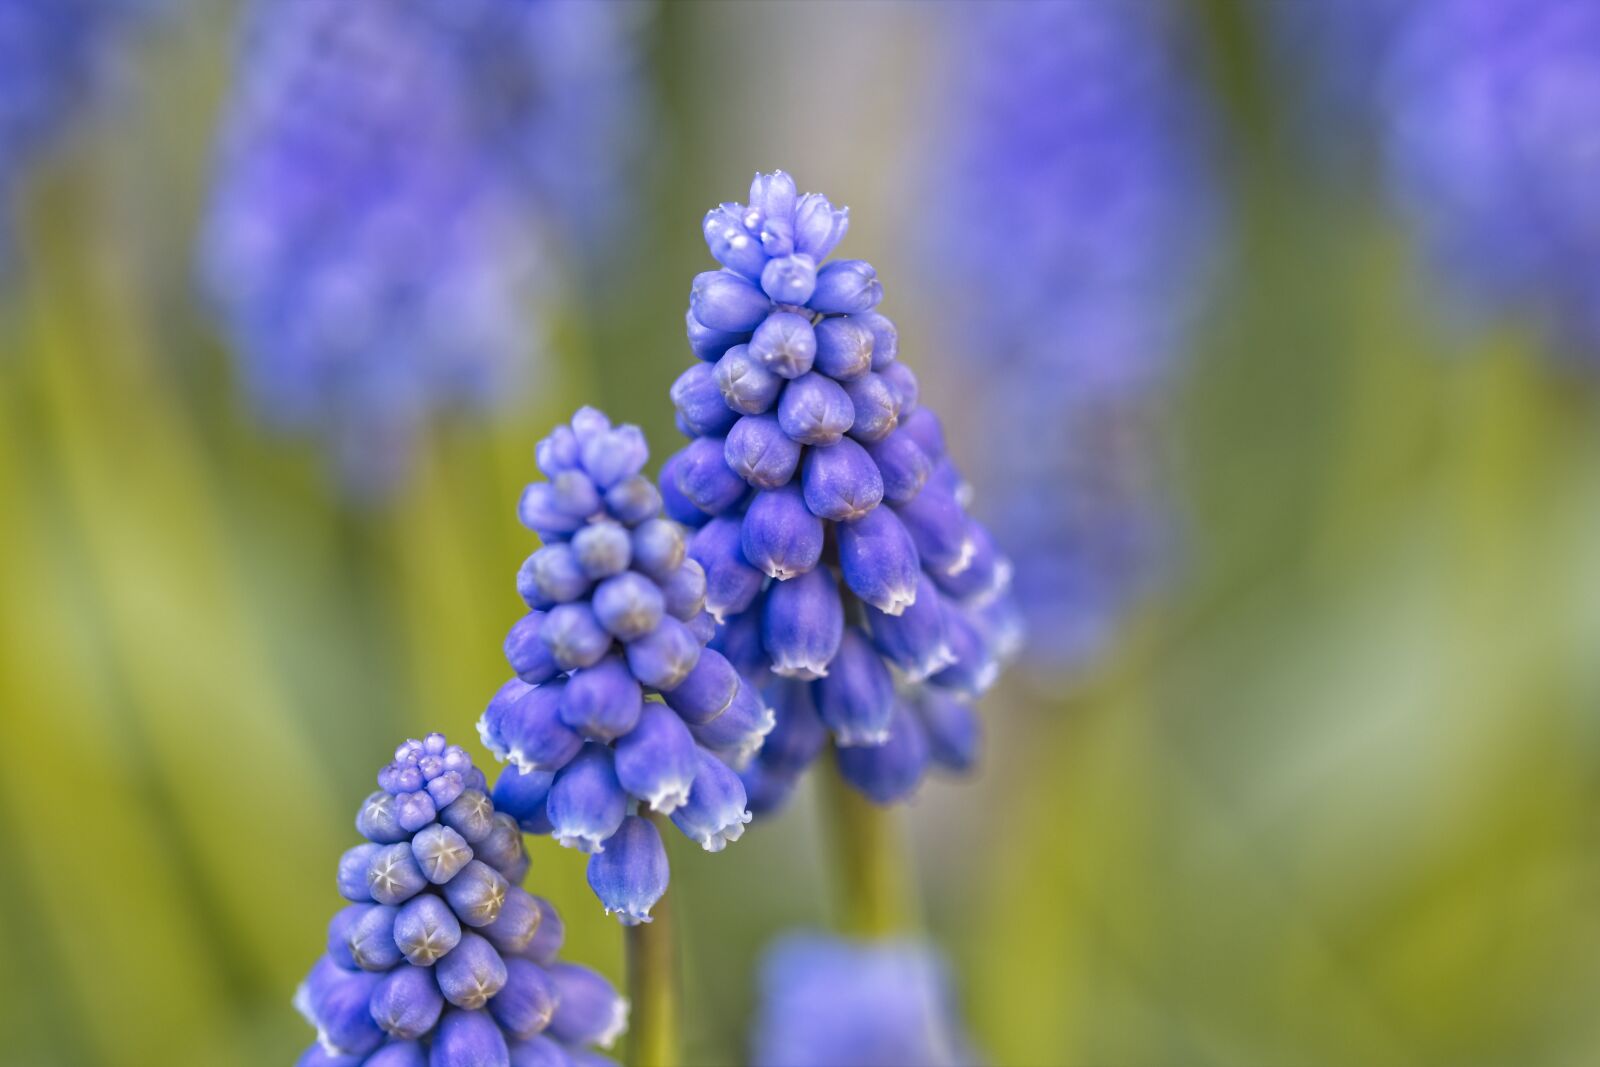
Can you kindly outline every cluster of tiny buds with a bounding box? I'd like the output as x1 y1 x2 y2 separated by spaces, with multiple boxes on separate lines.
297 734 628 1067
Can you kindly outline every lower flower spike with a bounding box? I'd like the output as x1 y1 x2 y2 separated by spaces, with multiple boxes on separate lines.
294 734 627 1064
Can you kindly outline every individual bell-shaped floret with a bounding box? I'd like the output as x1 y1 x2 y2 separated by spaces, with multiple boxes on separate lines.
801 437 883 522
913 689 981 773
691 269 771 332
715 343 786 416
669 748 753 852
546 746 628 854
748 311 817 378
777 371 855 446
586 814 670 925
811 317 874 381
835 701 931 804
436 931 509 1009
689 516 766 622
762 568 844 682
809 260 883 315
726 414 803 490
612 703 700 813
864 572 955 682
296 956 385 1057
687 681 775 768
674 434 747 515
837 506 921 616
558 656 644 741
370 964 444 1040
812 630 896 747
741 484 826 581
431 1009 509 1067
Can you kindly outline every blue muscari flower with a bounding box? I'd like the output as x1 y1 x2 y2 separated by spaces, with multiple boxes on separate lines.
296 733 628 1067
480 408 758 924
919 2 1217 672
668 171 1018 811
200 0 646 494
0 0 145 257
750 934 978 1067
1380 0 1600 363
1264 0 1600 364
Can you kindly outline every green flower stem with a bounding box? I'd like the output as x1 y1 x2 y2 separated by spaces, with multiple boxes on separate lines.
820 751 913 938
625 814 681 1067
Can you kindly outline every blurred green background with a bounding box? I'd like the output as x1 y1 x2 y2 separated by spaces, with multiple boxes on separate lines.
3 3 1598 1066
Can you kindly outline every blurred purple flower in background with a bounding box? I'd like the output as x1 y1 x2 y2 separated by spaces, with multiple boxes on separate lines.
296 733 626 1066
667 170 1021 813
1260 0 1412 164
200 0 647 492
1263 0 1600 366
751 934 977 1067
0 0 144 254
919 1 1219 673
1383 0 1600 364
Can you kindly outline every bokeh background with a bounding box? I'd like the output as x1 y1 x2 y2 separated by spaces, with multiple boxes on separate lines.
3 2 1599 1065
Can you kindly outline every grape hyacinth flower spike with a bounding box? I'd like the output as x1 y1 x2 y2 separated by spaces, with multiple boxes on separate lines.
922 2 1218 671
481 407 759 925
201 0 646 492
667 170 1020 812
1382 0 1600 363
0 0 147 262
295 734 627 1066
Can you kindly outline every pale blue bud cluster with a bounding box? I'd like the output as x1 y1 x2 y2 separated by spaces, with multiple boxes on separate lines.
297 734 626 1067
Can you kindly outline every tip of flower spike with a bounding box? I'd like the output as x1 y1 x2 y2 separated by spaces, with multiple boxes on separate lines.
381 734 477 794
